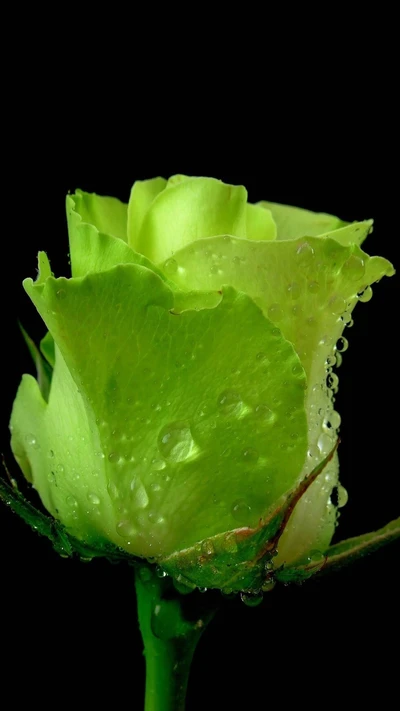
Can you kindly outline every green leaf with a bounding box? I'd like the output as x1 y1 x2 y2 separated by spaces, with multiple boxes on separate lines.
258 201 348 240
69 189 128 241
131 177 249 264
40 331 55 368
162 234 394 564
19 324 52 402
276 517 400 582
21 263 308 559
66 193 168 282
127 177 167 248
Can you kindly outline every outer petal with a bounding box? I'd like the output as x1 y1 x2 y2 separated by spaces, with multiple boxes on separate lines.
22 261 308 558
160 234 394 564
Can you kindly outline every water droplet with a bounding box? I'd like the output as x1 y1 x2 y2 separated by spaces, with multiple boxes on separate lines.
336 336 349 353
305 549 325 570
308 280 320 293
151 458 166 471
158 421 194 462
108 451 120 463
201 539 215 557
198 587 207 594
241 448 259 464
292 363 303 376
150 482 161 493
66 495 78 509
267 303 283 321
307 445 319 459
56 463 64 473
25 433 39 449
256 352 266 361
87 492 101 505
337 484 348 508
327 373 339 390
217 390 242 416
325 355 337 367
210 263 221 274
328 410 341 430
240 591 263 607
164 258 178 275
296 242 315 265
255 404 275 423
95 451 105 459
49 449 55 458
318 432 334 454
231 499 252 525
287 281 301 300
117 520 137 539
342 255 365 281
156 567 167 578
330 295 347 315
357 285 373 302
56 289 66 300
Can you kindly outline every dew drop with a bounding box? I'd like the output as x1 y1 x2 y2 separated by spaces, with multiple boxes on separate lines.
307 445 319 459
336 336 349 352
267 303 283 321
292 363 303 376
255 404 275 423
308 280 320 293
342 255 365 281
158 421 194 462
117 521 137 539
330 295 347 316
357 285 373 303
87 492 101 505
306 549 325 569
325 355 337 367
156 567 167 578
107 481 119 500
57 463 65 473
231 499 252 525
318 432 334 454
108 451 120 463
151 458 166 471
198 587 208 594
337 484 348 508
328 410 341 430
201 539 215 557
327 373 339 390
217 390 242 416
164 258 178 275
296 242 315 264
287 281 301 300
240 591 263 607
66 495 78 509
241 448 259 464
25 433 39 449
56 289 66 300
49 449 55 458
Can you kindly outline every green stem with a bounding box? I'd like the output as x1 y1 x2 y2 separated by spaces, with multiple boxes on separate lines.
135 566 216 711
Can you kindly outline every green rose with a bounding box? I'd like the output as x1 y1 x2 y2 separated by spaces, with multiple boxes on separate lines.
8 175 395 592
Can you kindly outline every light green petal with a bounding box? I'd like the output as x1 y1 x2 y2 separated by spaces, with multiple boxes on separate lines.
10 352 118 547
259 201 348 240
40 331 55 367
132 178 248 264
66 193 167 282
127 177 167 248
24 262 307 559
69 189 128 242
162 234 394 564
246 203 277 241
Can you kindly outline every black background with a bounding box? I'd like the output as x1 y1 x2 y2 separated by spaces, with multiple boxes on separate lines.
1 135 399 709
